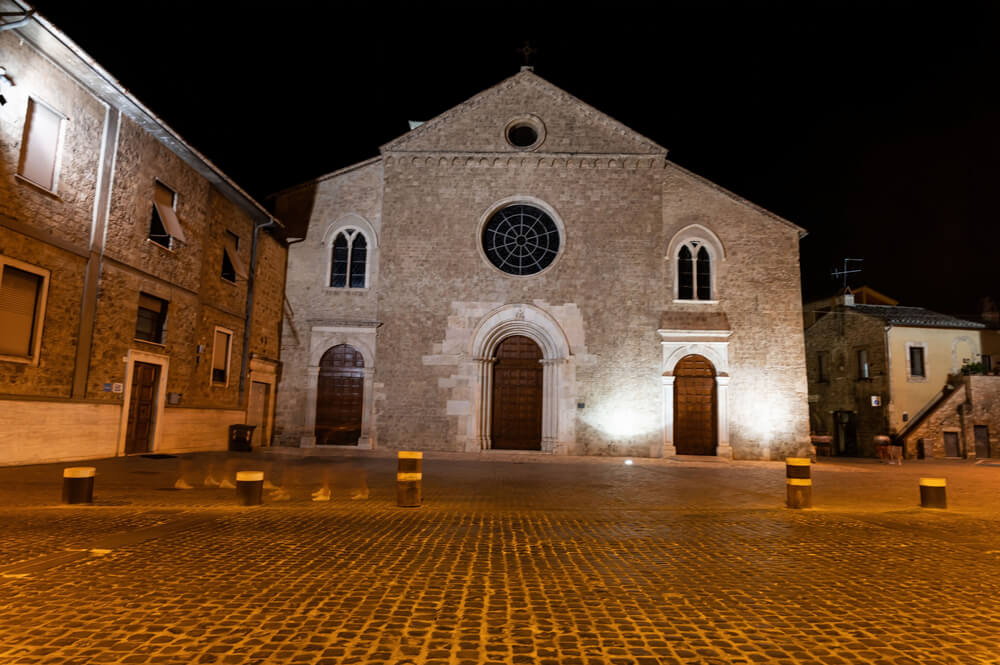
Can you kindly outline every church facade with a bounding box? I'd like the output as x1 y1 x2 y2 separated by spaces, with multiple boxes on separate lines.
273 70 810 459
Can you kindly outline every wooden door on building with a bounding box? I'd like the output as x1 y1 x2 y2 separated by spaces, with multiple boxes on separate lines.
316 344 364 445
491 335 542 450
673 354 716 455
974 426 990 459
943 431 960 458
248 381 271 447
834 410 858 456
125 361 159 454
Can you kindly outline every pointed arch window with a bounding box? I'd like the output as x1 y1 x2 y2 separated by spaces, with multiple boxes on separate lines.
677 240 713 301
330 228 368 288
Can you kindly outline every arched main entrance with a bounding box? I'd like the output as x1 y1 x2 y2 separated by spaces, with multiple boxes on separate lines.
673 354 717 455
491 335 543 450
316 344 364 445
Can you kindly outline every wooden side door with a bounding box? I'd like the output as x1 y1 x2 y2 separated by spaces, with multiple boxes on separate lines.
248 381 271 447
974 426 990 459
491 335 542 450
943 431 960 457
125 361 159 454
673 354 716 455
834 410 858 456
316 344 364 445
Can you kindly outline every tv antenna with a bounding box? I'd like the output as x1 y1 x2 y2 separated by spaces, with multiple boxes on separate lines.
831 258 863 289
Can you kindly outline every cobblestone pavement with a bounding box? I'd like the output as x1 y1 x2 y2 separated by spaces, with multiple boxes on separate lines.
2 450 1000 664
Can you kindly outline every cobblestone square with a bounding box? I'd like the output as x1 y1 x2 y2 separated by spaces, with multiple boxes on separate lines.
2 451 1000 664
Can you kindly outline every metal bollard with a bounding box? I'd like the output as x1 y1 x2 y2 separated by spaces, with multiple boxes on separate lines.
919 477 947 509
397 451 422 508
235 471 264 506
785 457 812 509
62 467 96 504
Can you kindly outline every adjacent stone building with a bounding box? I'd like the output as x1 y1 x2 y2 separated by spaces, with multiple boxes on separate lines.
805 292 1000 458
0 4 286 465
273 70 811 459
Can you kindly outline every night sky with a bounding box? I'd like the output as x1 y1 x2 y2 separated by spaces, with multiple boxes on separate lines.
28 1 1000 317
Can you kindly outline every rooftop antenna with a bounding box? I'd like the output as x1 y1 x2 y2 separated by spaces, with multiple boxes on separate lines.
831 258 863 289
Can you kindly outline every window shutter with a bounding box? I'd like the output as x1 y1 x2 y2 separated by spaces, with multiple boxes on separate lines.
21 100 62 190
152 182 187 243
224 246 249 280
213 331 229 371
0 266 42 357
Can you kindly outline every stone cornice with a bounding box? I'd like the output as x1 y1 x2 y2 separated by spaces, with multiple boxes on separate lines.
384 153 666 170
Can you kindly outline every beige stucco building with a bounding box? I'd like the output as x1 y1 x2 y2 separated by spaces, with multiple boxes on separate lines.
0 5 286 465
273 70 811 460
805 294 999 457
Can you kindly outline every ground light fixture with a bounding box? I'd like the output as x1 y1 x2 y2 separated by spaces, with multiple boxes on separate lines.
624 459 633 465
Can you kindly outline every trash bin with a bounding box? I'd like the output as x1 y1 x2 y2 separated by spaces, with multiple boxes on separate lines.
228 424 256 452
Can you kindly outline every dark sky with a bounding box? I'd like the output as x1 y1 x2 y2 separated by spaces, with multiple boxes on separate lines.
29 1 1000 317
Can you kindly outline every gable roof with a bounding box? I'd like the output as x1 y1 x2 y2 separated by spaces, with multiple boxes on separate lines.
852 304 987 329
380 70 667 155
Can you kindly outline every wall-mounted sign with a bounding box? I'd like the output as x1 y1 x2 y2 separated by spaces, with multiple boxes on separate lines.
112 383 124 394
871 395 881 407
103 383 112 392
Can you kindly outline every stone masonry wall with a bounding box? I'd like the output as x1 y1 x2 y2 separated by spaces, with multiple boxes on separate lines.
0 31 103 397
274 160 383 445
662 166 809 459
899 376 1000 459
805 310 890 456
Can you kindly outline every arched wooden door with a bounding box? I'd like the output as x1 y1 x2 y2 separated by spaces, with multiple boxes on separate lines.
316 344 364 446
674 354 717 455
491 335 542 450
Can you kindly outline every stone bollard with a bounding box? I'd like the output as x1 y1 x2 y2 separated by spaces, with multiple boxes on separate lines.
919 477 947 509
235 471 264 506
785 457 812 509
397 451 422 508
62 467 96 504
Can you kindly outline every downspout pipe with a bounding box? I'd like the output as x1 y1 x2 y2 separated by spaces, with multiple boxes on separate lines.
0 9 35 31
239 216 279 396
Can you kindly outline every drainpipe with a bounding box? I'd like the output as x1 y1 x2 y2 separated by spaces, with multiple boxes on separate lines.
0 9 35 32
239 216 279 396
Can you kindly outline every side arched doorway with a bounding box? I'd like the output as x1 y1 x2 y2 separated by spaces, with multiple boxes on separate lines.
316 344 364 445
491 335 543 450
674 354 717 455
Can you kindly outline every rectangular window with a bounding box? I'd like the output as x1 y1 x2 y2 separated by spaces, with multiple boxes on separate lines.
211 327 232 386
817 351 827 382
221 230 248 282
0 259 49 364
135 293 167 344
857 349 870 379
909 346 926 378
19 98 64 191
149 181 187 248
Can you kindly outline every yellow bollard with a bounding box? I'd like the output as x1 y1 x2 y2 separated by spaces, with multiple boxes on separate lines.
235 470 264 506
62 467 96 504
785 457 812 509
397 451 422 507
919 477 947 509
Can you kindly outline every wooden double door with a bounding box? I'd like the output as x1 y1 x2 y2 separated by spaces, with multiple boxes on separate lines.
491 335 542 450
316 344 364 446
673 354 717 456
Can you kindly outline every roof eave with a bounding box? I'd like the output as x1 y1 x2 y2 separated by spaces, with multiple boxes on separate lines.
6 1 281 228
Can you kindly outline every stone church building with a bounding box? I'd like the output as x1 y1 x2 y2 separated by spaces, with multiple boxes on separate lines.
273 70 810 459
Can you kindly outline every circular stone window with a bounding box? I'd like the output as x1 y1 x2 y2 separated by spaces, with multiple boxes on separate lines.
503 115 545 150
482 204 561 276
507 123 538 147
